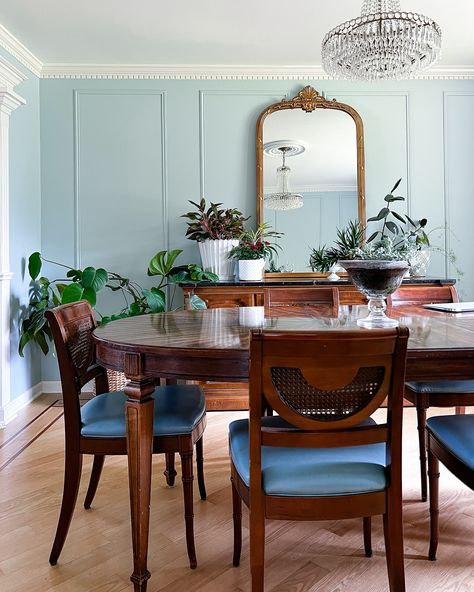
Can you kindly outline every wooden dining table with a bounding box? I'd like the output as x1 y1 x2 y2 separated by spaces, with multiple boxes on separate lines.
93 304 474 591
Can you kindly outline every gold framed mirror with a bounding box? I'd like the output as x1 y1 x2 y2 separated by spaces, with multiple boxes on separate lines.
256 86 365 277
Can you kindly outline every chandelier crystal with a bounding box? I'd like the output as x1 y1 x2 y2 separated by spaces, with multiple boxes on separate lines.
321 0 441 81
265 147 303 211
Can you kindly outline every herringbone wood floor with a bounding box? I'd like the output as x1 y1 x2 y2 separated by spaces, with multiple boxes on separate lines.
1 395 474 592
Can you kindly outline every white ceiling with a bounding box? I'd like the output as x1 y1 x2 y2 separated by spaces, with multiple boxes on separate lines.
0 0 473 67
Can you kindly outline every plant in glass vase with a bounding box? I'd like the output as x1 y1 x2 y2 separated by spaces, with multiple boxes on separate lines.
229 223 282 281
182 198 249 281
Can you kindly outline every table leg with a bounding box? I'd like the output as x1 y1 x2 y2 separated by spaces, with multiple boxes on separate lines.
124 370 155 592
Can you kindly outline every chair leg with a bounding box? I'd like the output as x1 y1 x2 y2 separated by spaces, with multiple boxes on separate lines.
455 406 466 415
249 505 265 592
231 478 242 567
383 490 405 592
196 437 207 501
84 454 105 509
164 452 177 487
428 448 440 561
180 451 197 569
363 516 372 557
49 451 83 565
416 405 428 502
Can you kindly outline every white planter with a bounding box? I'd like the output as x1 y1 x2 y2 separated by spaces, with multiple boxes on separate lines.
198 239 238 281
238 258 265 281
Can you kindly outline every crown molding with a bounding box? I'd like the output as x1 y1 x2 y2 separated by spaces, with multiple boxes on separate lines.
40 63 474 80
0 24 42 77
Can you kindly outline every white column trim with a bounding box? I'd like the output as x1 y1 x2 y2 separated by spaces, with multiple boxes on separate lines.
0 56 26 427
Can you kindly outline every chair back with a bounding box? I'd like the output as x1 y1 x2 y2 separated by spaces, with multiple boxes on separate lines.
45 301 109 436
264 287 339 317
248 328 409 474
387 285 457 308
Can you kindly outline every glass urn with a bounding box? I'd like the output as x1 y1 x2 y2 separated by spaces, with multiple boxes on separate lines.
339 259 409 328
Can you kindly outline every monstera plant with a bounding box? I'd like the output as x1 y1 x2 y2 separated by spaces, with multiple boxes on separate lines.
19 250 217 357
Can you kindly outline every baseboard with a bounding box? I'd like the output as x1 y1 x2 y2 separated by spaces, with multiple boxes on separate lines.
0 381 44 427
41 380 63 394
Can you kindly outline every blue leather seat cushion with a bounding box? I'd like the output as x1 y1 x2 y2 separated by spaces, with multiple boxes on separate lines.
229 416 386 497
406 380 474 395
81 385 205 438
427 415 474 470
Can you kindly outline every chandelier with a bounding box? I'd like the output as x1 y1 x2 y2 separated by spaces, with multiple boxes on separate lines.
265 146 303 211
321 0 441 81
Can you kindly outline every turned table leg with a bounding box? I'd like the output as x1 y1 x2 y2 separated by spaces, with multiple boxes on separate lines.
124 354 155 592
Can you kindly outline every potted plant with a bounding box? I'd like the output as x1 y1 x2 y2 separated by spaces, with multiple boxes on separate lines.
229 223 282 281
182 198 249 281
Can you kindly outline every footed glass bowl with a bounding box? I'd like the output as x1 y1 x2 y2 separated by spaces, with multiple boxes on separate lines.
339 259 409 328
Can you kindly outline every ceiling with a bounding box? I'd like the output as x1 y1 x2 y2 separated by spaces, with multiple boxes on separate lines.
0 0 473 67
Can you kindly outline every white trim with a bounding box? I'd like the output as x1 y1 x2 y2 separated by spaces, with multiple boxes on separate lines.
0 24 42 77
0 55 26 90
0 381 43 427
40 63 474 81
41 380 63 394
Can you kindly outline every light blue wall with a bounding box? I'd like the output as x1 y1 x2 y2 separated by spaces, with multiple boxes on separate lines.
36 77 474 379
1 47 42 400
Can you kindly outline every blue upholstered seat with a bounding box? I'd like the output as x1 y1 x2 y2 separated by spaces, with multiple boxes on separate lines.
229 416 386 497
81 384 205 438
406 380 474 395
427 415 474 470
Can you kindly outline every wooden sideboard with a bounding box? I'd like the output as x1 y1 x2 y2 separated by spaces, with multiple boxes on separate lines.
180 278 456 410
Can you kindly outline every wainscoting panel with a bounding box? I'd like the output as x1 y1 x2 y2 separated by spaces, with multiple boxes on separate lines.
443 92 474 300
74 90 167 314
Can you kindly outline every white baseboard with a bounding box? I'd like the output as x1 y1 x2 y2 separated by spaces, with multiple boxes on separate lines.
0 381 44 427
41 380 63 394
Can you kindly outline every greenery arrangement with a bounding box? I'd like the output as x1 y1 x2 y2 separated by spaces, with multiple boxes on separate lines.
182 198 249 241
19 250 217 357
310 180 431 271
229 223 283 261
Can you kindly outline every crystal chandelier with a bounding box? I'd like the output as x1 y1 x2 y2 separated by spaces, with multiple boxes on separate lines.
321 0 441 81
265 147 303 211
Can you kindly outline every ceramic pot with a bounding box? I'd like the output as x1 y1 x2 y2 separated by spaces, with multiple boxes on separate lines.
238 258 265 281
338 259 409 328
198 239 238 281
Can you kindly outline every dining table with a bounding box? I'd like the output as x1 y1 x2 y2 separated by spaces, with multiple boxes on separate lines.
93 304 474 591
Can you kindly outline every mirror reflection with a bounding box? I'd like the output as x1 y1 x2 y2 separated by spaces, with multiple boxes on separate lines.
263 108 359 273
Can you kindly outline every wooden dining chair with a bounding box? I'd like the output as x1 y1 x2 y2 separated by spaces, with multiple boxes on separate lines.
229 326 409 592
388 284 474 501
427 414 474 560
45 301 207 569
264 286 339 316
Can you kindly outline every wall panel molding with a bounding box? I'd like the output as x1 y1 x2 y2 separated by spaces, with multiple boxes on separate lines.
73 89 168 267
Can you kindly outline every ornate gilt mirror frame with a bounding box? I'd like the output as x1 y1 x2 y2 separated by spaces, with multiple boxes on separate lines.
256 85 366 277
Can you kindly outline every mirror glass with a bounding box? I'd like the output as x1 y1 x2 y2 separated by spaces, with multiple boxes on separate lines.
257 88 365 275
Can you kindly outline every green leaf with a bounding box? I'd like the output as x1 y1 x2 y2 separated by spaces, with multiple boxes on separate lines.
385 221 399 234
189 294 207 310
392 211 406 224
148 249 183 277
28 252 42 280
34 331 50 355
18 331 31 357
367 207 390 222
100 316 111 325
143 288 166 313
367 231 379 243
82 286 97 307
81 267 108 291
405 214 417 227
66 268 82 281
390 178 402 193
384 195 405 203
61 283 84 304
128 302 141 315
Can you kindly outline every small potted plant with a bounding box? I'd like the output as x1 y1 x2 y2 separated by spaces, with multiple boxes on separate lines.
229 223 282 281
182 198 249 281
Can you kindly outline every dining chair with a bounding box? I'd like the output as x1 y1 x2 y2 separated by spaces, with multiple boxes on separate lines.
264 286 339 316
426 414 474 560
229 326 409 592
387 284 474 501
45 301 207 569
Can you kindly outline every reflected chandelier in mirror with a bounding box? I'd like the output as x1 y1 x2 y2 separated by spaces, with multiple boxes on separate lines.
256 86 366 276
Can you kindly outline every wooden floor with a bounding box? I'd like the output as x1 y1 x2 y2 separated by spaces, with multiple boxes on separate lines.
1 396 474 592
